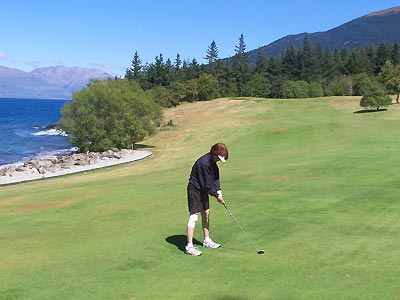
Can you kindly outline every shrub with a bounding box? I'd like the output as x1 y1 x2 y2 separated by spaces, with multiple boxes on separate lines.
58 79 162 152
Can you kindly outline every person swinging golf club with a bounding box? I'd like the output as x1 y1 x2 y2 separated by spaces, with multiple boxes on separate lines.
185 142 228 256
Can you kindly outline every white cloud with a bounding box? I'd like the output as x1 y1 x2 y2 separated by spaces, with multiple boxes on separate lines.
22 59 46 69
0 51 16 64
89 61 120 75
52 60 66 66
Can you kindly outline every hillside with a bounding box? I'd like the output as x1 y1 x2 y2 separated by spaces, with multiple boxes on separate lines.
247 6 400 63
0 65 110 100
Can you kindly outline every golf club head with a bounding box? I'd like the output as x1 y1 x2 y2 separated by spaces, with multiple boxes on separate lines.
257 250 265 254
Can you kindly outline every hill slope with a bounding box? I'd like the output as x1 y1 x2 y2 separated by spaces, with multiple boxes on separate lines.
247 6 400 62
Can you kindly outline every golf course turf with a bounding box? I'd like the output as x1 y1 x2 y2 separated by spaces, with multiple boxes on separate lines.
1 96 399 299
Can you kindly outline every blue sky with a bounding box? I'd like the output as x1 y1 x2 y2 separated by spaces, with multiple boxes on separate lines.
0 0 399 76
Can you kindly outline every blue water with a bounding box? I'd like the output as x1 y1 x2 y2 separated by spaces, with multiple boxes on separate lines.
0 98 74 166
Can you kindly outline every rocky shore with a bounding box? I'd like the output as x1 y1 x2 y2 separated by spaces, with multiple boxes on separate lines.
0 149 152 186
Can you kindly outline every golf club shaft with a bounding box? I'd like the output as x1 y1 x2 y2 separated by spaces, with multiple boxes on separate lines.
223 203 259 251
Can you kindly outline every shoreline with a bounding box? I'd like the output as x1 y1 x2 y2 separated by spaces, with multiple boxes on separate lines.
0 149 152 186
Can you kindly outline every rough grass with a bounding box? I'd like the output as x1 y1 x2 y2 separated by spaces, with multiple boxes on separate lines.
1 96 400 300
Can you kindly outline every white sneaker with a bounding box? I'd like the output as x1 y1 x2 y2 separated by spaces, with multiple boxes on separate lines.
185 245 202 256
203 239 221 248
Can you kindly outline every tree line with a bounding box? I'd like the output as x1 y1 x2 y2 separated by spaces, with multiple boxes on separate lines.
124 33 400 109
59 34 400 152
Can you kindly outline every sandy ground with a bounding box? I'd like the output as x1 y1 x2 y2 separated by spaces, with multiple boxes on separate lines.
0 150 152 186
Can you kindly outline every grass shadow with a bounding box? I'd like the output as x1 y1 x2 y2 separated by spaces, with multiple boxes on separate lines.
165 234 202 253
134 143 155 149
354 108 387 114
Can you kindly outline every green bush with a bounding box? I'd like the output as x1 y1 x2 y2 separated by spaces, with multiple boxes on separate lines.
58 79 162 152
245 73 271 97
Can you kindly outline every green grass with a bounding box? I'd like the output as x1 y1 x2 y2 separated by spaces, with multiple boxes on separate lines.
1 96 400 299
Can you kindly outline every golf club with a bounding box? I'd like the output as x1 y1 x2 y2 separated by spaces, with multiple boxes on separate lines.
223 203 264 254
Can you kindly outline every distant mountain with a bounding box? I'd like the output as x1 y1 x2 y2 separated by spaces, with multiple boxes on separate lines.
0 65 110 100
247 6 400 63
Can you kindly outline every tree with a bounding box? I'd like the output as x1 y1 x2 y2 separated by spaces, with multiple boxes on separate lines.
280 80 310 98
254 49 268 74
183 79 199 102
392 42 400 65
174 53 182 70
232 33 249 96
359 79 392 111
146 54 170 86
183 58 200 80
245 73 271 98
197 73 219 100
58 79 162 152
204 39 219 64
300 34 319 82
235 34 246 55
325 75 352 96
281 46 301 80
385 64 400 103
379 60 394 84
125 51 142 80
149 85 179 107
308 82 324 98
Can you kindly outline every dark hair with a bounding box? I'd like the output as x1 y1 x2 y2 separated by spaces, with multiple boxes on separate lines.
210 143 229 161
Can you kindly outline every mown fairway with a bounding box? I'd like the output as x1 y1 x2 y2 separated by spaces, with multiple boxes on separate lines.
1 96 400 300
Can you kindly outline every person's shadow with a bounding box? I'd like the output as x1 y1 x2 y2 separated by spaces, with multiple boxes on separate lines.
165 235 202 253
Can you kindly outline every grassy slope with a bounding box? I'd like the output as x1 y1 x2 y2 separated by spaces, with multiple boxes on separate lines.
1 97 400 300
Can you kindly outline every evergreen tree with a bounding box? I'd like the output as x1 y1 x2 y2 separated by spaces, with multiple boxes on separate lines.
321 46 336 79
300 34 318 82
183 58 201 80
233 34 249 96
204 39 219 64
173 53 184 82
147 54 169 86
125 51 142 80
254 49 268 74
281 46 301 80
340 48 351 75
392 42 400 65
235 34 246 55
375 43 391 74
174 53 182 70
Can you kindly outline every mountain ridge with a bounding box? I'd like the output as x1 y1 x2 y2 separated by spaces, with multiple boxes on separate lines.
247 6 400 63
0 65 110 100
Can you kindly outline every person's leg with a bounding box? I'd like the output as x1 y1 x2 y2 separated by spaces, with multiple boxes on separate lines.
185 212 202 256
201 209 210 239
186 213 199 245
201 209 221 248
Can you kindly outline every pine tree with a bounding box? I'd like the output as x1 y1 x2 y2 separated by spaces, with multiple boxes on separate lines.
233 34 249 96
392 42 400 65
125 51 142 80
301 34 318 82
235 34 246 55
174 53 182 70
254 49 268 74
281 46 301 80
204 40 219 64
